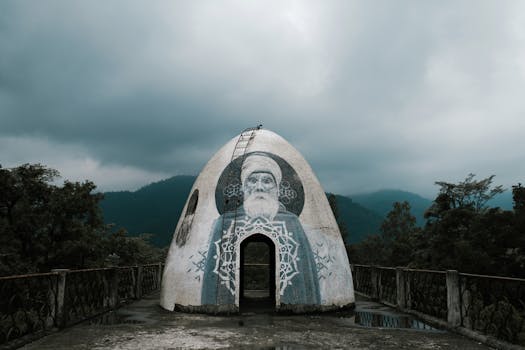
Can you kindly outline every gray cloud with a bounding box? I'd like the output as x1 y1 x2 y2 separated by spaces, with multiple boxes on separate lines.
1 1 525 196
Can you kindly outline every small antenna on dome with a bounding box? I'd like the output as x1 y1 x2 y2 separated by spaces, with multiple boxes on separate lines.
257 123 263 130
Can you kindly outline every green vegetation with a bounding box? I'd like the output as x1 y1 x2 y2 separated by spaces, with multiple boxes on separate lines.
328 193 384 244
4 162 521 279
346 174 525 278
0 164 165 277
349 189 432 226
100 176 195 247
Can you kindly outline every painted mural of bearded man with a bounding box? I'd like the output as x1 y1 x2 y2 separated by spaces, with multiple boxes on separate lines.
201 153 320 306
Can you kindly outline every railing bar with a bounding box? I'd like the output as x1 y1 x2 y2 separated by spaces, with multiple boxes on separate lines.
352 264 446 274
66 268 115 274
0 272 59 280
459 273 525 282
404 268 446 274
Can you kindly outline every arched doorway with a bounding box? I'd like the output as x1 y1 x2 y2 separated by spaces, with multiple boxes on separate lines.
239 234 276 312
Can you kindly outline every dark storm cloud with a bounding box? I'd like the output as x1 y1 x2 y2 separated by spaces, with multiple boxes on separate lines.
0 1 242 172
1 1 525 195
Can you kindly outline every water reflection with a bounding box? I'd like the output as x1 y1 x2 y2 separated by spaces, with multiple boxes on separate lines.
88 311 147 325
354 311 439 331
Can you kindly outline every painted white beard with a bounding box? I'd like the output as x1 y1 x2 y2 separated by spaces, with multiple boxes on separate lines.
244 193 279 220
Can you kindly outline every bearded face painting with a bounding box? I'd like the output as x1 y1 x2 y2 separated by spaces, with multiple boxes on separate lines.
160 128 354 313
201 152 321 306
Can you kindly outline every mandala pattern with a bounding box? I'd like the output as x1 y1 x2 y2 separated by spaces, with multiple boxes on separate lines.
212 216 300 296
313 242 336 280
188 248 208 281
223 182 243 198
222 180 298 205
279 181 297 204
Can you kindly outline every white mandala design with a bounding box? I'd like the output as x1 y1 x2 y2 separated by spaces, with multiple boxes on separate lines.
212 216 300 297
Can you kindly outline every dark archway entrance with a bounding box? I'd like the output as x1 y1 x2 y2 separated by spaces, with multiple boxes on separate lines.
239 234 276 313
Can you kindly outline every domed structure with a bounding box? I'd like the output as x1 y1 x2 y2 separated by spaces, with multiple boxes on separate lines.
160 127 354 313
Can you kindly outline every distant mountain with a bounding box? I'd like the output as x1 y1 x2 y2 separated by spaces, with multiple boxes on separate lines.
100 176 385 247
348 190 433 227
487 191 513 210
100 176 196 247
331 194 384 244
103 180 514 248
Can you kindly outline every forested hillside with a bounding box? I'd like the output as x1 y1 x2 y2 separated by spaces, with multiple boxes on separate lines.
101 176 195 247
349 190 432 226
347 175 525 278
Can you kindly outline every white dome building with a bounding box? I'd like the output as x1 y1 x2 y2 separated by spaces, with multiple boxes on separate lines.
160 127 354 313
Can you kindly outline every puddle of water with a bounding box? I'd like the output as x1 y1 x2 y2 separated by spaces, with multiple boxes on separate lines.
354 311 441 331
87 311 147 325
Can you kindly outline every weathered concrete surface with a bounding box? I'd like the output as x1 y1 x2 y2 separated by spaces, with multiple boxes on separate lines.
161 129 354 311
21 293 494 350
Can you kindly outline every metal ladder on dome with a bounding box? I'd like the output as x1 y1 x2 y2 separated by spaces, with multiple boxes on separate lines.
230 125 260 161
215 125 262 305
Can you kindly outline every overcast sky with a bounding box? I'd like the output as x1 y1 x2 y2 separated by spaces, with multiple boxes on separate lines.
1 1 525 198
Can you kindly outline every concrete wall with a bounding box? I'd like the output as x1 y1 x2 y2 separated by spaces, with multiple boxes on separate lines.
160 129 354 312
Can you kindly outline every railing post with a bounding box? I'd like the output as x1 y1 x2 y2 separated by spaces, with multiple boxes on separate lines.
396 267 406 310
352 265 359 291
157 263 163 289
371 266 379 301
51 269 69 328
135 266 143 299
109 268 119 308
446 270 461 327
405 269 412 309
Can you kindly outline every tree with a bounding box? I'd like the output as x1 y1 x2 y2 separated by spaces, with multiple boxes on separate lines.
0 164 61 274
0 163 165 276
105 228 167 266
512 183 525 213
0 164 109 274
346 234 384 265
346 201 421 266
380 201 421 266
508 183 525 276
416 175 525 277
425 174 504 218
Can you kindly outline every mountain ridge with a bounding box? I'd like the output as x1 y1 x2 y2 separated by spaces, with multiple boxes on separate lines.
100 176 513 247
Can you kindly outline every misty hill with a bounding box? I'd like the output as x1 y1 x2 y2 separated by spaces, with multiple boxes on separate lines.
348 188 515 227
349 190 433 226
100 176 195 247
100 176 385 247
487 191 513 210
330 194 384 244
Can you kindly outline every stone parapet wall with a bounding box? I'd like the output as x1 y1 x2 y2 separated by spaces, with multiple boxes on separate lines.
351 264 525 349
0 263 163 348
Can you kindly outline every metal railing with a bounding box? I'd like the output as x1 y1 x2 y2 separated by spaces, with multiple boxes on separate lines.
0 263 163 347
351 264 525 348
459 272 525 345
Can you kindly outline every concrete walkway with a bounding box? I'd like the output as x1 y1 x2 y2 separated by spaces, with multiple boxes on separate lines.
21 293 494 350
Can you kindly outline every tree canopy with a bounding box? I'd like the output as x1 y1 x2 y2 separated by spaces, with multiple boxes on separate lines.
346 174 525 278
0 164 165 276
